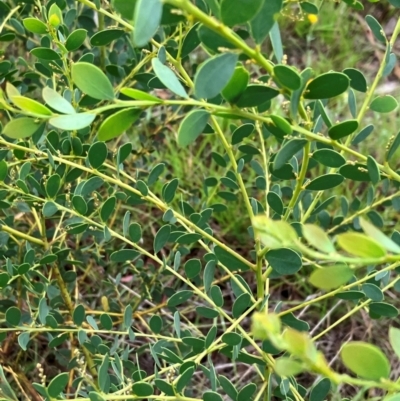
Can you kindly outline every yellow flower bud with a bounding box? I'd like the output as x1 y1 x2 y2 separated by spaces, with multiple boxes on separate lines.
307 14 318 25
49 14 61 27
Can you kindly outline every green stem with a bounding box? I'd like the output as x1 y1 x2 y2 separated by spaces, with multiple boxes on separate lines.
283 142 311 220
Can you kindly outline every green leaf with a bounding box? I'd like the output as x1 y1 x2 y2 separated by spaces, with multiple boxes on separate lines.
65 29 87 51
113 0 136 19
369 302 399 318
220 0 264 26
306 174 344 191
267 192 283 215
328 119 359 140
42 87 76 114
167 290 193 307
304 72 350 99
343 68 367 92
310 378 331 401
154 225 171 253
89 391 106 401
203 391 223 401
250 0 283 44
274 65 301 90
42 201 58 217
274 138 307 170
88 142 108 169
133 0 162 47
274 357 304 377
232 293 251 318
129 223 142 242
365 15 386 43
176 367 195 392
214 245 249 271
370 95 398 113
337 232 386 258
236 85 279 107
98 108 141 142
3 117 42 139
178 109 210 147
341 342 390 380
18 332 30 351
300 2 319 14
253 216 297 249
198 24 236 54
46 174 61 199
152 58 188 98
72 305 86 326
231 123 254 145
6 306 21 326
309 265 353 290
266 248 302 275
124 305 132 328
312 149 346 168
132 382 154 397
149 315 163 333
196 306 219 318
389 327 400 359
71 62 114 100
270 115 292 135
48 373 69 398
23 18 48 34
237 383 257 401
222 332 242 346
72 195 88 215
120 88 162 103
362 283 384 301
339 163 371 181
100 196 116 222
302 224 335 253
360 217 400 254
367 155 381 185
222 65 249 103
31 47 60 60
194 53 238 99
49 113 95 131
0 161 8 181
110 249 139 262
91 29 125 46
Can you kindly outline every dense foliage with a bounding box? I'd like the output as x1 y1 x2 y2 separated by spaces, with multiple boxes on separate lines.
0 0 400 400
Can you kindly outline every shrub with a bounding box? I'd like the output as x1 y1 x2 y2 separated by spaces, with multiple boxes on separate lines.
1 0 400 400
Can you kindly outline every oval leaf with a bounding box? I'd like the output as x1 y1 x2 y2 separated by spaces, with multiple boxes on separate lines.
98 108 141 142
221 0 264 26
49 113 95 131
341 342 390 380
152 58 188 98
133 0 162 47
178 109 210 147
337 232 386 258
274 138 307 170
194 53 238 99
370 95 398 113
309 265 353 290
3 118 43 139
71 62 114 100
304 72 350 99
306 174 344 191
42 87 76 114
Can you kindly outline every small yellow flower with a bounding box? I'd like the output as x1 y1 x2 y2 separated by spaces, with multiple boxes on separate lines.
307 14 318 25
